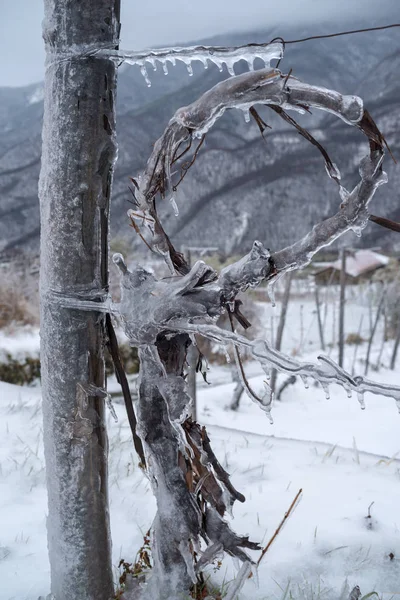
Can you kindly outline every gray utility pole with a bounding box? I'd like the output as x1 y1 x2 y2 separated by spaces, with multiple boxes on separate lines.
39 2 120 599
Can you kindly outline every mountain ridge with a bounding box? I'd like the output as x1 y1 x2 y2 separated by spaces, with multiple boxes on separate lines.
0 22 399 255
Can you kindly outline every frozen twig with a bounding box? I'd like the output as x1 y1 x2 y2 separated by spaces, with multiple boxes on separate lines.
257 488 302 566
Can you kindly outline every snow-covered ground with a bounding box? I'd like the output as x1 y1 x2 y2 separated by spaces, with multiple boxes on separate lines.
1 290 399 600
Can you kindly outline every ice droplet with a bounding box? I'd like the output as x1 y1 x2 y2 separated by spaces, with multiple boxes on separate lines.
357 391 366 410
301 375 309 389
170 196 179 217
267 281 276 307
346 387 352 399
140 65 151 87
321 382 330 400
243 108 251 123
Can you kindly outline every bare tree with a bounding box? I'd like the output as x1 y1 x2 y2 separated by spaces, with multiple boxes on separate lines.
39 1 120 599
63 57 400 600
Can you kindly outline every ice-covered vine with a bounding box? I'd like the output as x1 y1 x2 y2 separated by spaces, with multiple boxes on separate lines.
57 59 397 600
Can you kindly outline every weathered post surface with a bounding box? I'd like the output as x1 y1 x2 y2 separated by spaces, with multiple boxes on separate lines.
39 1 120 598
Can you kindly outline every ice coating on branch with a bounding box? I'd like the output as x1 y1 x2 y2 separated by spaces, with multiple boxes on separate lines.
170 196 179 217
273 151 388 274
98 41 284 86
242 108 251 123
267 280 276 307
357 391 366 409
133 69 371 252
224 561 252 600
321 382 330 400
170 322 400 414
140 65 151 87
325 162 341 181
301 374 309 389
232 343 273 423
195 542 224 572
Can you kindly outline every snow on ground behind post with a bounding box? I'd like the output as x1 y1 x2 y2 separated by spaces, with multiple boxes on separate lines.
0 284 399 599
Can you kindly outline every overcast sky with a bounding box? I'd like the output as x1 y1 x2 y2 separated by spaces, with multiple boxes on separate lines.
1 0 396 87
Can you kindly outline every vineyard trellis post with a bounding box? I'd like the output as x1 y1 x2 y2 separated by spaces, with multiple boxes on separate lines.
39 1 120 598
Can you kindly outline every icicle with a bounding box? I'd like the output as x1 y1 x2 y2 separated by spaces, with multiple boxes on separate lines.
106 394 118 423
179 540 197 584
352 226 363 238
169 196 179 217
140 65 151 87
263 383 274 424
262 364 271 380
345 386 352 399
321 382 330 400
325 162 341 181
249 563 260 588
163 61 169 75
225 61 236 77
300 374 309 389
357 391 366 410
186 63 193 76
246 58 254 71
267 281 276 307
224 347 231 363
243 108 251 123
146 58 157 71
339 185 350 203
224 561 252 600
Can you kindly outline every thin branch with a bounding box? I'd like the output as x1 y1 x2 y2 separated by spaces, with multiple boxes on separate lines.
169 321 400 408
105 314 146 467
369 214 400 233
227 308 271 414
268 104 341 184
173 135 206 190
257 488 302 566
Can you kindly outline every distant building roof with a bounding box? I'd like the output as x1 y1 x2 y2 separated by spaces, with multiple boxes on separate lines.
320 250 389 278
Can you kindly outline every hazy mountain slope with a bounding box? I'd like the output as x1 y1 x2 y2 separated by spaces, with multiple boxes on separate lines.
0 23 399 254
